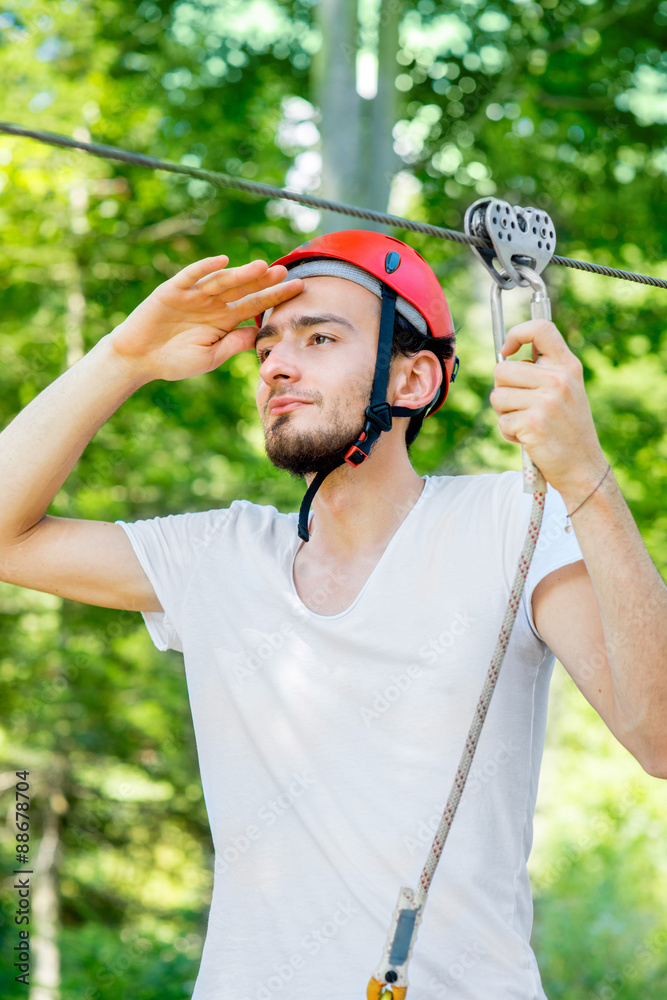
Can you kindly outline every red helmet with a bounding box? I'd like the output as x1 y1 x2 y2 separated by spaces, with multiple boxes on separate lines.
259 230 457 410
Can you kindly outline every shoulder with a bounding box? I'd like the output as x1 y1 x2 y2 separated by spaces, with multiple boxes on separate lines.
225 499 297 536
118 499 297 556
222 500 299 552
426 470 522 495
426 470 575 544
424 471 527 523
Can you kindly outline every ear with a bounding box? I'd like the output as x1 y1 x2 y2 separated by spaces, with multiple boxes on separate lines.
389 351 442 412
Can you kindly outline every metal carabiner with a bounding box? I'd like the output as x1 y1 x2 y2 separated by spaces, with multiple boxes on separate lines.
366 887 423 1000
491 264 549 494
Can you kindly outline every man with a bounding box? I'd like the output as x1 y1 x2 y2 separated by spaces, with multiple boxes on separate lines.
0 231 665 1000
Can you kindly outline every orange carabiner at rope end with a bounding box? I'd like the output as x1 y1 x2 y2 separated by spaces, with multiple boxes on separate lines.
367 977 408 1000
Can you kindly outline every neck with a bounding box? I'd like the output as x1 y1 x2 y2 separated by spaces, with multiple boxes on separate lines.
303 436 424 558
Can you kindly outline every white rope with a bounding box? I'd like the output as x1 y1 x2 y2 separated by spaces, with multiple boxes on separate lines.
417 490 546 902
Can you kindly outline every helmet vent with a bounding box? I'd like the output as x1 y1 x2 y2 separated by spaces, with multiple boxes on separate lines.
385 250 401 274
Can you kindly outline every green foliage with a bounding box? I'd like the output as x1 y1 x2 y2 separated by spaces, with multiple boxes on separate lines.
530 668 667 999
0 0 665 996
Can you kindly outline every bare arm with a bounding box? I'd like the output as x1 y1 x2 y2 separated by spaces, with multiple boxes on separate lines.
0 255 303 611
0 338 159 610
492 319 667 777
533 482 667 778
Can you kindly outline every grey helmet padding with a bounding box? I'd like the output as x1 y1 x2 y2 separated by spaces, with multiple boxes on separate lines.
282 260 428 336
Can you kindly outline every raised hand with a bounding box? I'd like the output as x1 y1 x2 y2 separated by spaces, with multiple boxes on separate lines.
108 255 304 383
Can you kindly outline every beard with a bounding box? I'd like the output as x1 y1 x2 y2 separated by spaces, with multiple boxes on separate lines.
263 385 371 478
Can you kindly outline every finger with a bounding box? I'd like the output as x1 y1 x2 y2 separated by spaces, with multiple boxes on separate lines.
224 276 304 326
501 319 570 363
496 412 523 445
197 258 274 296
494 359 544 389
490 386 533 415
209 324 259 366
172 255 230 289
203 263 289 302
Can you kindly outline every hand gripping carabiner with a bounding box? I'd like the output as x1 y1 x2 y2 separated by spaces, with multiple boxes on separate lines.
491 264 549 494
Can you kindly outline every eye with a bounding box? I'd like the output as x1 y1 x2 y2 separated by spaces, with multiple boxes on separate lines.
256 346 272 363
311 334 333 346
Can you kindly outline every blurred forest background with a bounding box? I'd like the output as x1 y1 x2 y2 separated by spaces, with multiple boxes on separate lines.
0 0 666 997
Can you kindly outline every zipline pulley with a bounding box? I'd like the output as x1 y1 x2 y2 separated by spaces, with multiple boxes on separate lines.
465 197 556 493
464 197 556 288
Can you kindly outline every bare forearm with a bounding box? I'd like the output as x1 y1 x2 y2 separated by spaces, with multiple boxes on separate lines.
0 335 147 543
567 470 667 760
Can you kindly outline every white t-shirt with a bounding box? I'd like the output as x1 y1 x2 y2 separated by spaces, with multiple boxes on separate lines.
118 472 583 1000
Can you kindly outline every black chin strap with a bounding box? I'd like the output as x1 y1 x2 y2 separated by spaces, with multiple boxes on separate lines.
297 287 398 542
297 468 330 542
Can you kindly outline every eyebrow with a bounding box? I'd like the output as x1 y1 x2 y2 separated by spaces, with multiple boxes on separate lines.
255 313 355 347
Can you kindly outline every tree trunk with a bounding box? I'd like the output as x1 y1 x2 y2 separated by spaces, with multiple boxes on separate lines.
30 807 61 1000
313 0 400 233
361 0 400 213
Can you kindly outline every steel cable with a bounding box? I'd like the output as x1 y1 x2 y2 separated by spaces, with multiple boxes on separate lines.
1 121 665 289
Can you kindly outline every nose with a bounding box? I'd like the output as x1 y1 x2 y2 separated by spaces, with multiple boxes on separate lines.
258 338 302 387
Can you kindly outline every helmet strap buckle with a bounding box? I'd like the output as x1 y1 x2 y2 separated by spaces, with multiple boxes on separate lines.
344 442 369 467
365 402 393 434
